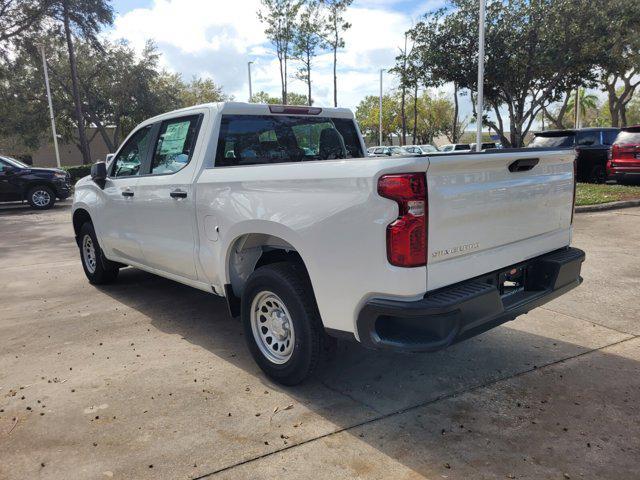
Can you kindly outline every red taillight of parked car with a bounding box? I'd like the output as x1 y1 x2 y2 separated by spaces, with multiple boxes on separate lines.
378 173 427 267
611 143 637 161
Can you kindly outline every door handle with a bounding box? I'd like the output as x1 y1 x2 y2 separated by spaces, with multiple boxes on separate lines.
508 158 539 172
121 189 134 197
170 189 187 199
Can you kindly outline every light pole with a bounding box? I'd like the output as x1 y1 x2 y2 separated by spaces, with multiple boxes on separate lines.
379 69 383 146
475 0 486 152
39 44 61 168
574 87 581 129
247 61 254 102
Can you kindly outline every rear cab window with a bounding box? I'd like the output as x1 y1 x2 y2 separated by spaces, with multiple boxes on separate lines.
576 131 599 146
215 115 364 167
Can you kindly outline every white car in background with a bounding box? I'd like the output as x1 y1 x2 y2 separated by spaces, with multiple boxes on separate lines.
439 143 472 153
368 146 411 157
73 102 584 385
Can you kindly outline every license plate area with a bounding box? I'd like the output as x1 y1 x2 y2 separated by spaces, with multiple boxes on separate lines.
498 265 527 297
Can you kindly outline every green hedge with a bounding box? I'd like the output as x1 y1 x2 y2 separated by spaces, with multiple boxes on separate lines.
61 165 92 183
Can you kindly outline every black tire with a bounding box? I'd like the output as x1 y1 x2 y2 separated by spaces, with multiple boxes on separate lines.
588 164 607 184
78 222 119 285
241 262 323 385
27 185 56 210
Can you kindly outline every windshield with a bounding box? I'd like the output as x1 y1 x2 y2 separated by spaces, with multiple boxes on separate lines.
1 156 29 168
528 134 575 148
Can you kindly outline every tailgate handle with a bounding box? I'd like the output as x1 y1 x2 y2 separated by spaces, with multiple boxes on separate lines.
509 158 539 172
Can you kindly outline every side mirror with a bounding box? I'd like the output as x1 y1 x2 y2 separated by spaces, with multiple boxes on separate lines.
3 165 15 175
91 162 107 189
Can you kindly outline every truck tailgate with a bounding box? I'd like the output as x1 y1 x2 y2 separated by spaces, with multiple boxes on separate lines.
425 149 575 291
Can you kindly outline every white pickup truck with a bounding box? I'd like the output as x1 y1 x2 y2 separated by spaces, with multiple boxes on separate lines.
72 102 585 385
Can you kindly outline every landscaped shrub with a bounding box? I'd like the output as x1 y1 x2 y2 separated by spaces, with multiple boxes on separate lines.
62 165 92 183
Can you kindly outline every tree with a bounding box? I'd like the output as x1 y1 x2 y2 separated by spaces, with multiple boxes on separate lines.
626 95 640 126
567 89 598 127
179 77 229 107
1 36 231 155
593 0 640 126
44 0 113 164
251 90 308 105
0 45 50 149
0 0 50 53
355 93 401 144
320 0 352 107
390 33 412 145
540 92 572 129
410 9 471 144
258 0 302 105
292 0 322 106
412 0 603 147
407 91 460 144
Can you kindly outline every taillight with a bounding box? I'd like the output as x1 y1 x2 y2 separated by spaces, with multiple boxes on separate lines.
611 143 638 159
378 173 427 267
268 105 322 115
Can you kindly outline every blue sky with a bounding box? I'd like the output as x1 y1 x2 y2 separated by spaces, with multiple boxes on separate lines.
106 0 477 127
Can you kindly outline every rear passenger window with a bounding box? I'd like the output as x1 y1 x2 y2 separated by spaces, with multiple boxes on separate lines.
150 115 201 175
215 115 363 167
111 126 152 178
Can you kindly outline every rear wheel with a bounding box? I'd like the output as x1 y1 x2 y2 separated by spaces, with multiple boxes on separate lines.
589 164 607 184
79 222 119 284
27 185 55 210
241 262 323 385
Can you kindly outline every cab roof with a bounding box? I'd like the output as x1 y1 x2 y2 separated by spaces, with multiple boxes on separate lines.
143 101 355 126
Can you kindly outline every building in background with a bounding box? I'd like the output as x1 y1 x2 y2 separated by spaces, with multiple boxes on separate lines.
0 127 114 167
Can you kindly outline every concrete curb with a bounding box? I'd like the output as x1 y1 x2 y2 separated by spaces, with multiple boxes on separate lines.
575 199 640 213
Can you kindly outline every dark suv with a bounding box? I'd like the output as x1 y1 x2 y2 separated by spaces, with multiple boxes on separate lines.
527 127 619 183
0 155 71 209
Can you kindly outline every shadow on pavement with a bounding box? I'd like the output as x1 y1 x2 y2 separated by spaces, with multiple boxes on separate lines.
95 266 639 479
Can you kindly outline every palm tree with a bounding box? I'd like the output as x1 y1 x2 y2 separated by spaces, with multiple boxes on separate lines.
568 90 598 128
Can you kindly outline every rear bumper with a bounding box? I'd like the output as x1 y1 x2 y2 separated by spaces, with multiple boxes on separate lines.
357 247 585 352
607 162 640 180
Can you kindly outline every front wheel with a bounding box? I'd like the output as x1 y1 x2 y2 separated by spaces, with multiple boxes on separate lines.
241 262 323 385
27 185 56 210
78 222 119 285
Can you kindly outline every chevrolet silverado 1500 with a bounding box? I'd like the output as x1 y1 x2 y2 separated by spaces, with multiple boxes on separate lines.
72 102 585 385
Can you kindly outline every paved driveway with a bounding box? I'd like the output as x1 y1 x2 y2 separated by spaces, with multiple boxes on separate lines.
1 202 639 479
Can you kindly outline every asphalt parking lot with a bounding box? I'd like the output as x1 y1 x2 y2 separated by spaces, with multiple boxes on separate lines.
1 201 639 480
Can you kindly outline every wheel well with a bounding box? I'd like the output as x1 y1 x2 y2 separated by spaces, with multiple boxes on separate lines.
225 233 309 316
73 209 92 238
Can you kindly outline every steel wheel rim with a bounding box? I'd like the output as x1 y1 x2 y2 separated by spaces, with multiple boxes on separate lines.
32 190 51 207
250 291 295 364
82 234 97 274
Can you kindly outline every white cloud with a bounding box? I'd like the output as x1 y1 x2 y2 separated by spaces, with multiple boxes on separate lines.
108 0 414 110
